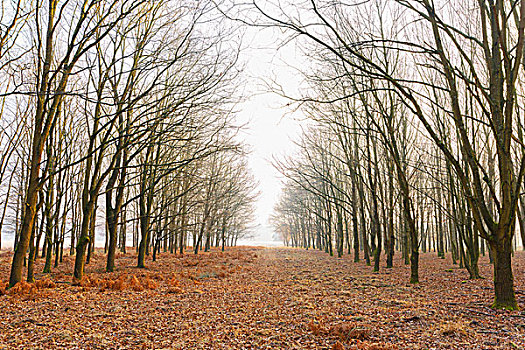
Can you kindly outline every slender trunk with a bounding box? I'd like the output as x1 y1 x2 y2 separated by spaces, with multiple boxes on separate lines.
35 210 45 259
519 200 525 250
106 207 119 271
106 149 127 271
0 162 17 249
86 206 96 264
9 0 58 288
73 202 93 280
179 205 185 255
152 237 160 262
386 205 395 268
336 206 344 258
43 156 55 274
43 231 53 273
352 216 359 262
120 208 127 254
137 185 152 268
137 201 150 268
221 214 227 252
27 222 37 283
10 157 42 286
359 196 370 265
436 150 445 259
70 197 77 255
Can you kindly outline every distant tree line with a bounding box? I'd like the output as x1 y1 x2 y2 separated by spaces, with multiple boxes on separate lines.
0 0 257 287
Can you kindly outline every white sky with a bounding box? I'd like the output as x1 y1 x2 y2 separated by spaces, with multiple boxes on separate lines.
236 26 305 243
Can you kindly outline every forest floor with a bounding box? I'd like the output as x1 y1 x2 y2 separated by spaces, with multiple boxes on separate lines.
0 247 524 350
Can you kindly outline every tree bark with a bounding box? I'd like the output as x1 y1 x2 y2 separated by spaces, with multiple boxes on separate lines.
490 238 518 310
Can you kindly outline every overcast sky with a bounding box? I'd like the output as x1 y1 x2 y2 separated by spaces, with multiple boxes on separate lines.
236 25 305 243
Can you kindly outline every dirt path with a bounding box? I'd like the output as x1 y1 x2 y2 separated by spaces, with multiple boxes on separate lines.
0 247 524 349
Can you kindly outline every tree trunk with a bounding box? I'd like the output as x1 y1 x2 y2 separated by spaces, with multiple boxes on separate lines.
490 238 518 310
8 0 58 288
9 159 41 287
73 200 95 280
106 149 127 271
352 215 359 262
86 207 96 265
106 209 119 272
518 200 525 250
410 249 419 284
26 224 37 283
137 230 149 268
386 160 395 268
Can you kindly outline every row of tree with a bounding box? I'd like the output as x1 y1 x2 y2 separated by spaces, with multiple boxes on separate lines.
247 0 525 310
0 1 257 287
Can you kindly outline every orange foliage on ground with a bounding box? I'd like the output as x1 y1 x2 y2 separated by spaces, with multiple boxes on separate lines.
0 247 523 349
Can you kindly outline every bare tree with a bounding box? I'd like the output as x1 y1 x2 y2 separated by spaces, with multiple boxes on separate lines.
243 0 525 310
